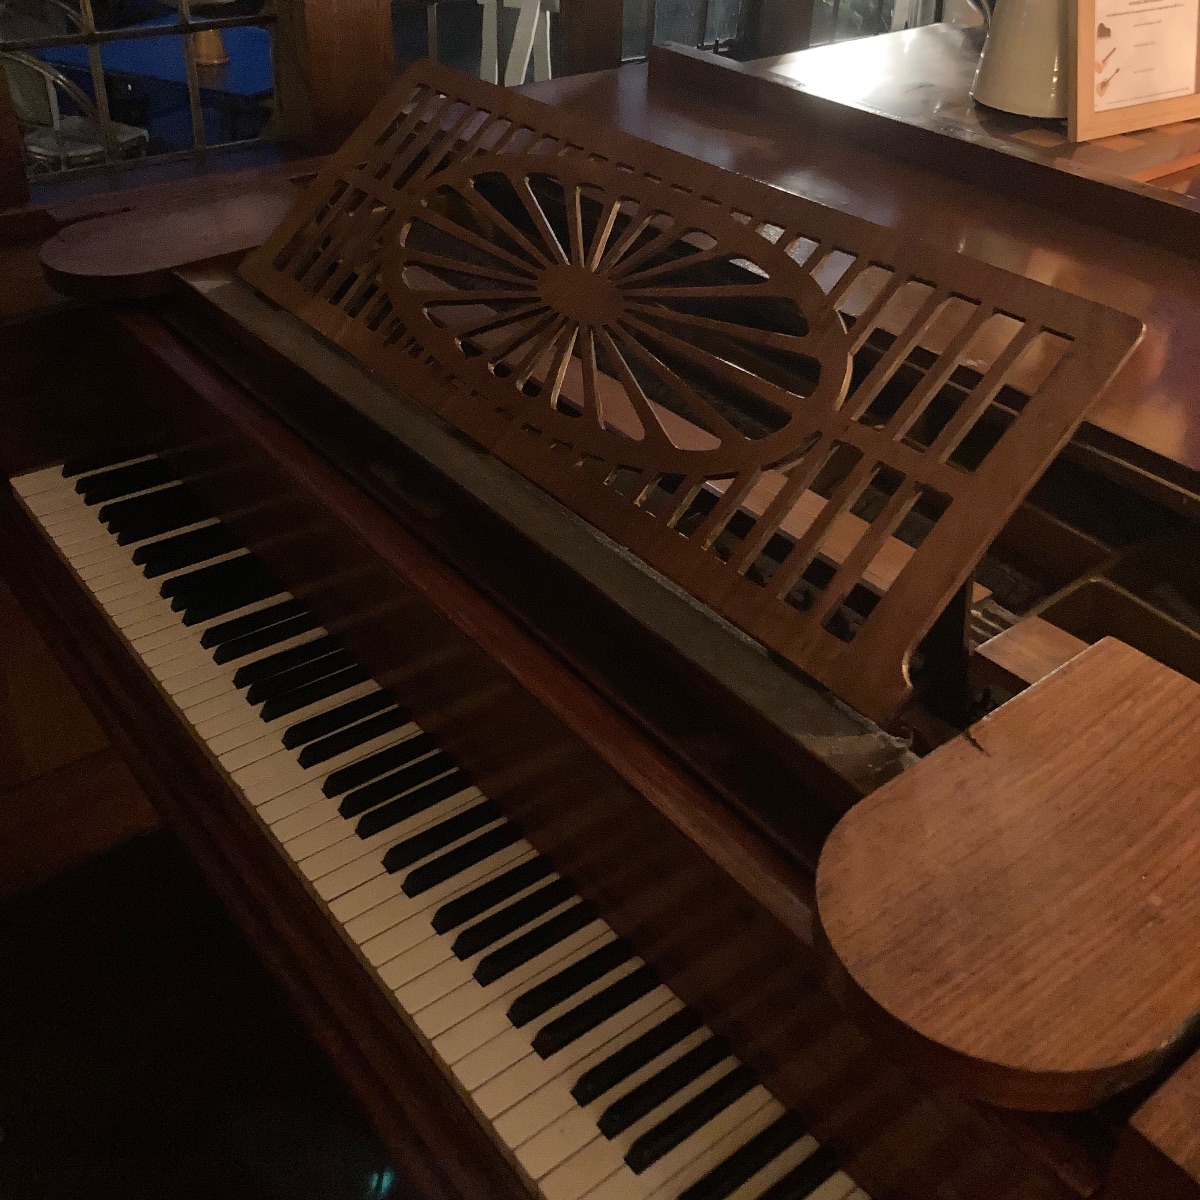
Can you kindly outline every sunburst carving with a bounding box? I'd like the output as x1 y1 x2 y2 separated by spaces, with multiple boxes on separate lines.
383 156 853 475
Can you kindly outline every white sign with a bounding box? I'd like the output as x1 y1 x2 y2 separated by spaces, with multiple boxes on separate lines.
1092 0 1200 112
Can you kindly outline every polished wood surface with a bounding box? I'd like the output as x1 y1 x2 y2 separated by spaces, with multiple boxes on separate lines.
40 184 297 299
973 615 1087 693
273 0 394 150
1107 1049 1200 1199
558 0 622 78
523 62 1200 490
817 637 1200 1111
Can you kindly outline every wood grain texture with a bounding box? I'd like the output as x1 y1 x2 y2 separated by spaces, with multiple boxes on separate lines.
1107 1050 1200 1200
972 615 1088 693
240 60 1142 723
274 0 395 150
40 185 297 299
817 637 1200 1111
558 0 622 76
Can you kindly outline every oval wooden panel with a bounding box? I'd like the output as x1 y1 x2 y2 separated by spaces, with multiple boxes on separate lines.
816 637 1200 1111
41 184 297 300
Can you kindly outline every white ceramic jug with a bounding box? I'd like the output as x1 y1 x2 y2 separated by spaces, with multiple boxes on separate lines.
971 0 1069 119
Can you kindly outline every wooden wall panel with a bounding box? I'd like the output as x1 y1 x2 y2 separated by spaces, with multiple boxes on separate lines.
274 0 396 151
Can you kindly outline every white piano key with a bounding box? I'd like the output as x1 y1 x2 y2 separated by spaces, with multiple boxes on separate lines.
518 1108 604 1181
359 854 537 971
803 1172 857 1200
209 684 385 757
539 1135 631 1200
342 843 535 944
605 1090 780 1200
11 464 75 497
174 672 242 711
497 1022 714 1154
473 990 682 1121
724 1133 819 1200
486 1000 681 1131
293 791 484 880
233 722 428 805
424 931 615 1051
254 778 335 822
392 951 476 1011
454 1025 539 1093
267 795 347 843
131 620 204 655
310 845 390 902
611 1058 741 1149
181 684 249 723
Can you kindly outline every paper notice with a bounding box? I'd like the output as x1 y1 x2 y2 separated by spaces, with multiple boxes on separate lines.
1093 0 1200 111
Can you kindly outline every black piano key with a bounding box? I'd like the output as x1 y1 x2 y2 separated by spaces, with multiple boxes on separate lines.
62 449 151 479
296 705 412 769
754 1146 840 1200
624 1064 758 1174
598 1035 729 1138
353 761 465 838
432 856 555 934
509 939 634 1029
231 634 339 689
451 877 576 960
403 823 524 898
180 574 287 626
473 900 597 988
244 650 356 704
381 801 501 874
214 612 324 664
283 690 396 750
133 524 242 578
101 486 209 544
533 964 659 1059
676 1111 811 1200
161 554 272 602
572 1009 704 1107
200 599 307 649
326 731 441 801
259 665 370 722
77 457 176 503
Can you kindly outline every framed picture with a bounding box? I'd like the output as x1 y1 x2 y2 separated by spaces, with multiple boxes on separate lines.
1070 0 1200 141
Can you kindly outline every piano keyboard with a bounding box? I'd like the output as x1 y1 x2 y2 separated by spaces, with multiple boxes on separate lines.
12 455 870 1200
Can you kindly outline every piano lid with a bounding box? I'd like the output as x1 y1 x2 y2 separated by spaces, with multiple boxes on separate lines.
239 61 1143 723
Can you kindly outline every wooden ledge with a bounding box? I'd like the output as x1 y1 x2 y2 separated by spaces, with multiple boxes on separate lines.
816 637 1200 1111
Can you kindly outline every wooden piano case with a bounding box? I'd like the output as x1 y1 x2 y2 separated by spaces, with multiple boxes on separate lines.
0 291 1112 1200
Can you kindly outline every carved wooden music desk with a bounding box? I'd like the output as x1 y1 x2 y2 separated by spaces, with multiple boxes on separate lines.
816 637 1200 1112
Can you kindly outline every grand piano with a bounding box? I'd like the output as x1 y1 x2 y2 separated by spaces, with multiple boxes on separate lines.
4 45 1200 1200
